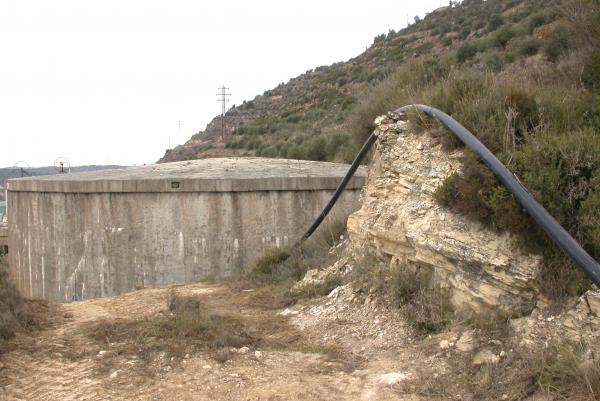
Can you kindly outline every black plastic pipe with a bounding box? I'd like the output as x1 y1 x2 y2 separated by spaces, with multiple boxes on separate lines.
300 104 600 287
300 131 378 241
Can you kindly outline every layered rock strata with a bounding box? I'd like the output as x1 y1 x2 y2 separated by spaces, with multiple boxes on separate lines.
347 113 541 316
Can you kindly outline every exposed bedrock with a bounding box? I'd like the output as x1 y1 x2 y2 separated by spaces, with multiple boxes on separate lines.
347 113 540 317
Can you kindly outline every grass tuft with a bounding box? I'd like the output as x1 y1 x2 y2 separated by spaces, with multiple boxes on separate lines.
391 266 453 335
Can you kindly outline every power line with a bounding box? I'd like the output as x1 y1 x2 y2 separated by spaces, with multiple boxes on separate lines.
216 85 231 139
177 120 183 145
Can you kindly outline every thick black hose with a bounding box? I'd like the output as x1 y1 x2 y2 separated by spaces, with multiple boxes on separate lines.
300 131 378 242
301 104 600 287
398 104 600 286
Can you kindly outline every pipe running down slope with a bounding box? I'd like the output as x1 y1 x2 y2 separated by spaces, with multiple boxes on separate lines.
301 104 600 287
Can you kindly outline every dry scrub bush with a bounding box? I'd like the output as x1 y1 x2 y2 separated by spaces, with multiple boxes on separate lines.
232 218 348 308
0 267 26 340
0 254 47 340
390 267 453 335
84 290 258 366
418 339 599 401
349 255 453 336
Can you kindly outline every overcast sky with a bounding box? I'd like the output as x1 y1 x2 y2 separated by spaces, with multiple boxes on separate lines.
0 0 445 167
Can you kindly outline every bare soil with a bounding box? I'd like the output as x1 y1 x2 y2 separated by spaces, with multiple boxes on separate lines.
0 283 433 401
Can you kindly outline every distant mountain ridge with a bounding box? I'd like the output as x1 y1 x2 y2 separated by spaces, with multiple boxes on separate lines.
0 165 124 200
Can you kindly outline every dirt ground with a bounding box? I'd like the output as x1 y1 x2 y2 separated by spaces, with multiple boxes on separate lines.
0 283 435 401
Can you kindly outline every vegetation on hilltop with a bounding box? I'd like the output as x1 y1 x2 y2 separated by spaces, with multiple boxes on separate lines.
162 0 599 299
162 0 596 163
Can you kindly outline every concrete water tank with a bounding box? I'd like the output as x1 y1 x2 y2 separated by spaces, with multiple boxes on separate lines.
7 158 366 302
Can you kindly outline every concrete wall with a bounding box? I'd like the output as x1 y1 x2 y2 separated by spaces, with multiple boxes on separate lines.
8 189 361 302
0 225 7 248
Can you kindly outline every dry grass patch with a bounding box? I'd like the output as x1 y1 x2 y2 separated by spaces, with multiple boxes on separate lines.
295 340 364 373
83 290 267 357
81 286 362 375
414 337 600 401
391 267 453 336
228 218 348 309
0 258 62 344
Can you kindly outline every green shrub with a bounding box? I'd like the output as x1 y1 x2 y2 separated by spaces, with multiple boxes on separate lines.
258 146 278 158
482 51 504 71
527 11 547 33
472 17 486 30
441 37 453 47
487 14 505 31
434 152 497 223
457 42 478 62
434 126 598 299
286 143 309 160
505 129 597 242
517 36 541 56
284 114 301 123
459 26 472 39
305 136 328 161
505 88 539 137
543 25 572 61
580 171 600 257
323 133 351 161
537 88 596 133
492 25 515 48
247 248 291 277
347 56 452 147
438 23 452 37
373 33 386 44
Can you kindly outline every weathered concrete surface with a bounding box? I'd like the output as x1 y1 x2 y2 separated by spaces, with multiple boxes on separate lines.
0 225 7 247
7 158 365 193
8 158 366 302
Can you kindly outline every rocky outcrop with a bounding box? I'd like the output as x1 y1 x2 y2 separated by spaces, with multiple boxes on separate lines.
347 112 541 317
561 289 600 342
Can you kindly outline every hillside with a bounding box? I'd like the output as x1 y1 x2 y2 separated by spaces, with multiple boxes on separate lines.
158 1 476 163
161 0 599 299
159 0 597 165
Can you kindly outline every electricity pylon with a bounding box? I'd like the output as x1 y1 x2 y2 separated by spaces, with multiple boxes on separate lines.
216 86 231 139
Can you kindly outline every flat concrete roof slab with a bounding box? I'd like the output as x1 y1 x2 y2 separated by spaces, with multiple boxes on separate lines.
7 158 367 193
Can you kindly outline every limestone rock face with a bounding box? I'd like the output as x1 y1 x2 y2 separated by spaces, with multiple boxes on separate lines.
291 257 351 295
347 113 541 316
561 290 600 342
